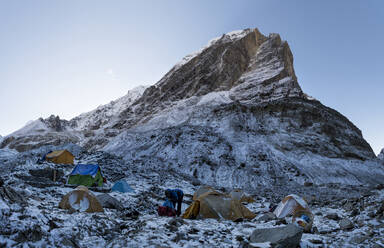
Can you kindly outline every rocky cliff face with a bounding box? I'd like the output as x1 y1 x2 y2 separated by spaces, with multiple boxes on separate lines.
1 28 383 188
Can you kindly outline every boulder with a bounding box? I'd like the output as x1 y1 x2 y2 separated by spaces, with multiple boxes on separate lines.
249 224 303 248
258 212 276 222
339 218 354 230
29 168 64 182
0 185 25 205
325 213 340 220
376 201 384 217
96 193 124 211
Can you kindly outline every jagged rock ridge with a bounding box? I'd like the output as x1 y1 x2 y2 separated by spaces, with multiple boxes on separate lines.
1 28 383 189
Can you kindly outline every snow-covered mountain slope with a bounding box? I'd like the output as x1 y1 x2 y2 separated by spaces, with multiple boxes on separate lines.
0 86 147 151
69 85 147 131
1 28 383 188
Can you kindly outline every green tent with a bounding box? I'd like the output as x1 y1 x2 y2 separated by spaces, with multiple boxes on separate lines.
68 164 103 187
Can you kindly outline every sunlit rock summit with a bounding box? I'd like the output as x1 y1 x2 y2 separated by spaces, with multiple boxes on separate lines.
2 28 383 189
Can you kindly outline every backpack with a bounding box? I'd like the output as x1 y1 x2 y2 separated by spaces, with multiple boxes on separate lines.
158 206 176 217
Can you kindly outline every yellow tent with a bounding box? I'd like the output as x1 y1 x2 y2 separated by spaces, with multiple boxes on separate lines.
59 186 103 213
46 149 74 165
182 186 256 221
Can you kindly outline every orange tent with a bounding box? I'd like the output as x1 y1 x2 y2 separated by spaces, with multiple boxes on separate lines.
46 150 74 165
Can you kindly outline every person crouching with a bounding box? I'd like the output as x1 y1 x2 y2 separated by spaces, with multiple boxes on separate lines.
165 189 184 216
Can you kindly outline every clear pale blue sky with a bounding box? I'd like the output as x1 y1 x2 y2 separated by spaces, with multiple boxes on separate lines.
0 1 383 154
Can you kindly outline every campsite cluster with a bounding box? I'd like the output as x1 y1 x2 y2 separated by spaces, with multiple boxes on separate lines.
0 145 384 247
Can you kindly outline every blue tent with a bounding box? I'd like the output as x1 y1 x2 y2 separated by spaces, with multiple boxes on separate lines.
112 180 134 193
70 164 101 177
68 164 104 187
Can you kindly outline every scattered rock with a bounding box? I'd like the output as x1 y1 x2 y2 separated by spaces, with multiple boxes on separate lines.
325 213 340 221
350 208 359 217
304 182 313 187
236 235 244 241
375 184 384 190
29 168 64 182
258 212 276 222
15 225 43 243
168 217 185 227
309 238 323 244
172 232 187 242
350 235 368 244
249 224 303 248
0 185 25 205
343 202 355 211
121 208 140 220
339 218 354 230
376 201 384 217
188 227 199 235
275 218 287 225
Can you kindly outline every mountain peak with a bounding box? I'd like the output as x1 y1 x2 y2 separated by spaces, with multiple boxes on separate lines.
139 28 302 108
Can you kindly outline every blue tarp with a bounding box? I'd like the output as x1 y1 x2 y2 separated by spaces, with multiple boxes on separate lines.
112 180 134 193
70 164 100 177
163 199 175 209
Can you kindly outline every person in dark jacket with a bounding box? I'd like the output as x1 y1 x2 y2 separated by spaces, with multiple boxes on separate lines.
165 189 184 216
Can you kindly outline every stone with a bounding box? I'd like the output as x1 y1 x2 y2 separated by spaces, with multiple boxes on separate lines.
304 181 313 187
309 239 323 244
15 225 43 242
368 211 376 218
258 212 276 222
249 224 303 248
350 235 368 244
375 184 384 190
339 218 354 230
275 218 287 225
96 193 124 211
29 168 64 181
376 201 384 217
343 202 355 211
172 232 187 242
0 186 25 205
350 208 359 217
168 217 185 227
325 213 340 220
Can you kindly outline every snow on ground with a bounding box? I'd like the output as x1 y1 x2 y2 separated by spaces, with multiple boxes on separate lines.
1 147 384 247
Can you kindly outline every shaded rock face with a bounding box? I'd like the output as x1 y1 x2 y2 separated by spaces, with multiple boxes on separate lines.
1 28 382 189
140 29 271 105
